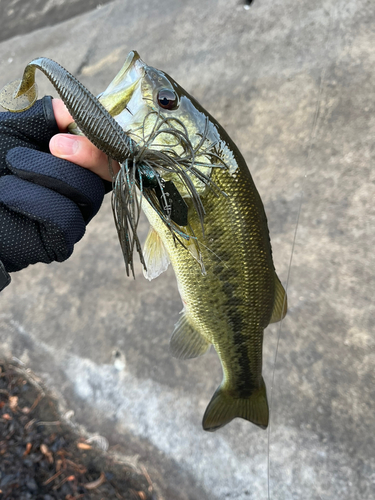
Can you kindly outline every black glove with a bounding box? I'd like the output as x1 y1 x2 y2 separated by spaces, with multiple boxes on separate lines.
0 96 107 290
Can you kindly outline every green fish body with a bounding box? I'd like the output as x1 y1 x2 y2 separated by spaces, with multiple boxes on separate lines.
99 51 287 430
142 161 287 431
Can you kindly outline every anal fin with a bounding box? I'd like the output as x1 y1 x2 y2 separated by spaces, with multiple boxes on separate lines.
170 314 210 359
269 274 288 324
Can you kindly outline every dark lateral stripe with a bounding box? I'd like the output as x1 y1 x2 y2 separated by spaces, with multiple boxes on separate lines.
232 333 258 397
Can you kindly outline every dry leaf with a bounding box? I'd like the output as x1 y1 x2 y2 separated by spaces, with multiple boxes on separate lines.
84 471 106 490
77 442 92 451
40 444 48 454
8 396 18 411
40 443 54 464
23 443 32 457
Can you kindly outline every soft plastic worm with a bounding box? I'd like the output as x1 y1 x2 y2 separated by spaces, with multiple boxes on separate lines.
0 57 135 162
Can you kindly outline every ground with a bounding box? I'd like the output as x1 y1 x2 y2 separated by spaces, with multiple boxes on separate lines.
0 361 155 500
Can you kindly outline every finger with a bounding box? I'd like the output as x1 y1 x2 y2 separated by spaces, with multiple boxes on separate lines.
52 98 74 131
7 147 105 223
0 175 86 263
49 133 120 182
51 99 120 181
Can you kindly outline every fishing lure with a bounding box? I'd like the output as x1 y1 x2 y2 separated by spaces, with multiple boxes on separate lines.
0 56 219 275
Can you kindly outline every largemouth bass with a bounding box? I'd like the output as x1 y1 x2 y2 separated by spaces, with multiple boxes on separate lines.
0 52 287 431
98 51 287 431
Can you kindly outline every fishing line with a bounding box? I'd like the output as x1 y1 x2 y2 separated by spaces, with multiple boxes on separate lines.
266 0 336 496
266 71 323 497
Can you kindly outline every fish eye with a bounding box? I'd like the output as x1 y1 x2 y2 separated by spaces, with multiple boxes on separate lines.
157 89 178 110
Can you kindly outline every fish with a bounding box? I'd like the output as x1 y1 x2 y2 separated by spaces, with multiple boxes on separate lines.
97 51 288 431
0 51 287 431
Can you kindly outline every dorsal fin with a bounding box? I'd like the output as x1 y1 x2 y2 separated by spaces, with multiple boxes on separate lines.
143 227 170 281
269 275 288 324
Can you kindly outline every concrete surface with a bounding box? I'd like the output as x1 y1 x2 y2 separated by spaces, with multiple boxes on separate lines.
0 0 374 499
0 0 115 43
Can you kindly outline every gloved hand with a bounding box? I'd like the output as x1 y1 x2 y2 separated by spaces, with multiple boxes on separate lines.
0 96 108 290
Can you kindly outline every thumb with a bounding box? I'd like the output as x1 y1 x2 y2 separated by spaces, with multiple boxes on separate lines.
49 133 119 182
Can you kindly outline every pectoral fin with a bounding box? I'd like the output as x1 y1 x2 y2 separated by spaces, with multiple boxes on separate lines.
269 275 287 324
170 314 210 359
143 227 170 281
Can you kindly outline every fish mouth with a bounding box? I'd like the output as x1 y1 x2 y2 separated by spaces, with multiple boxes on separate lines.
98 50 146 118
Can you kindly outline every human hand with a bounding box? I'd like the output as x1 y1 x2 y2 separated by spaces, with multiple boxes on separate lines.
0 96 108 286
50 99 120 181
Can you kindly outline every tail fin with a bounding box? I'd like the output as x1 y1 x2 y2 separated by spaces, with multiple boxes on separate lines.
202 378 269 431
